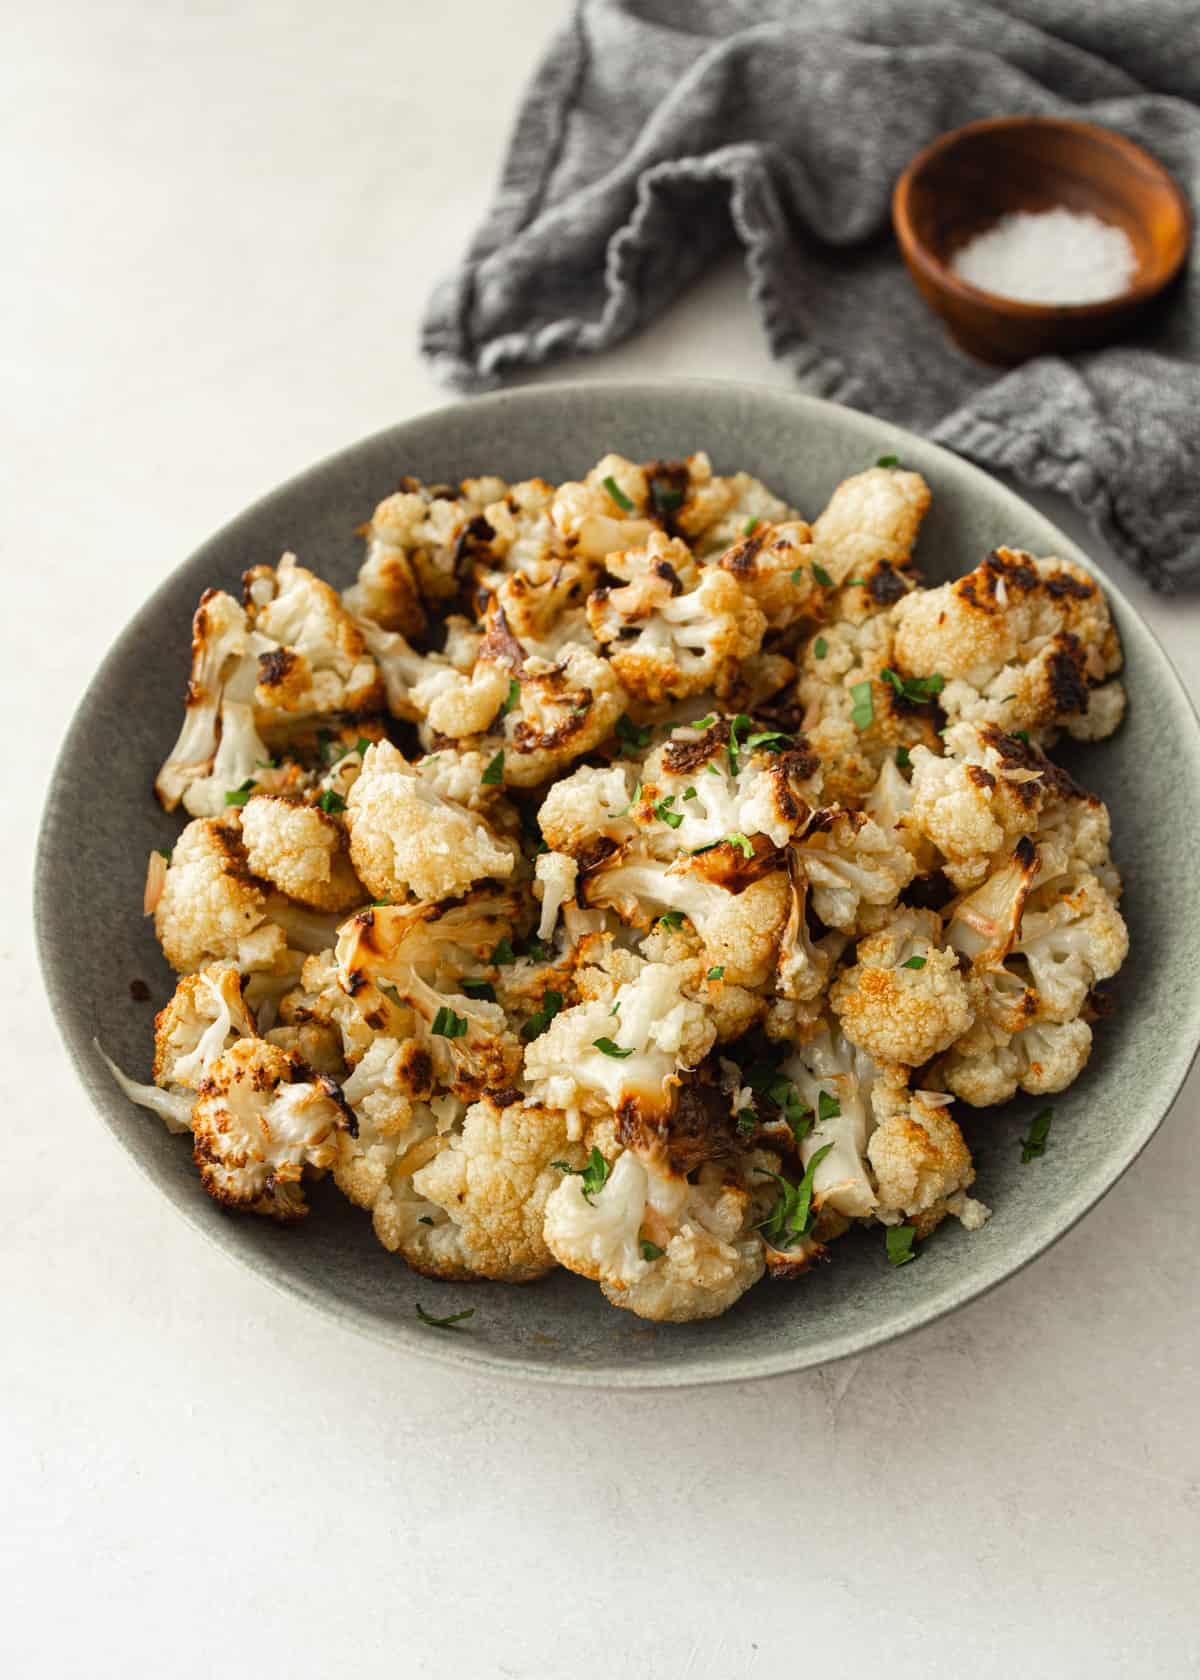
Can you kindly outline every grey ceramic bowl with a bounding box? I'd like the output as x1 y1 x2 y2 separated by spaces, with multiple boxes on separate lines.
37 380 1200 1387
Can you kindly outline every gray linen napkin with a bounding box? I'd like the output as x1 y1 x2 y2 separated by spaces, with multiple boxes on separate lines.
422 0 1200 590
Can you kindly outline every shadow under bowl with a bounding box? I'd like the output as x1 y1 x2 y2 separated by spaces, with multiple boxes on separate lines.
893 116 1190 365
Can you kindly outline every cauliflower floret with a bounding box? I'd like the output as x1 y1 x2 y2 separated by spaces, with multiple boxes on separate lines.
674 457 798 556
244 553 383 722
945 836 1041 970
580 847 791 989
549 454 659 558
410 1096 583 1281
891 548 1124 742
711 520 825 630
867 1085 976 1233
633 718 821 857
533 850 578 940
490 640 629 787
811 465 931 584
153 816 283 973
942 1015 1093 1106
335 902 522 1097
830 908 974 1067
524 960 715 1127
908 721 1045 888
345 739 517 903
775 865 848 1004
190 1037 352 1219
537 762 638 856
542 1149 765 1322
588 566 765 704
604 528 700 592
1012 872 1128 1024
791 808 916 933
177 698 309 819
238 793 365 912
153 962 257 1095
778 1021 887 1218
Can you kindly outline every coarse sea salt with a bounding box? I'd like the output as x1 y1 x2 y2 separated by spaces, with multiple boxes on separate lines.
950 207 1138 305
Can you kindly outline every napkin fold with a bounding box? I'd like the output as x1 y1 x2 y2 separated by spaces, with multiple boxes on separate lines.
423 0 1200 589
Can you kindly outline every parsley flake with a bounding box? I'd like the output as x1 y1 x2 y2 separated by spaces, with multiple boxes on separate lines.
745 729 792 754
814 636 828 659
690 713 718 731
431 1006 469 1039
876 453 900 468
755 1144 834 1249
1012 729 1030 744
491 937 515 965
657 911 685 930
418 1216 434 1226
651 479 683 515
850 680 874 731
736 1108 757 1135
481 750 505 786
317 789 346 815
726 832 754 858
416 1303 475 1329
500 677 520 715
459 977 496 1001
155 847 172 864
727 713 752 774
900 955 927 970
592 1037 633 1058
224 778 257 807
603 474 635 512
640 1240 665 1261
1021 1107 1053 1162
683 786 698 800
521 989 563 1041
895 745 911 769
615 713 653 755
886 1226 917 1267
880 668 946 704
707 965 725 980
817 1090 841 1124
553 1146 610 1203
653 795 683 829
812 561 834 588
743 516 759 535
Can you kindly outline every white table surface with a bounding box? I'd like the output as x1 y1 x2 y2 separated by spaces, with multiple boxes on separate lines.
5 4 1198 1675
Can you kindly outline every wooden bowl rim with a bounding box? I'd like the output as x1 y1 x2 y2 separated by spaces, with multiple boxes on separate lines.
892 115 1191 322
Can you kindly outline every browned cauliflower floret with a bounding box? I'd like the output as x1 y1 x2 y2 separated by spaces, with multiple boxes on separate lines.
1013 871 1128 1024
941 1015 1094 1107
580 845 791 989
866 1085 980 1234
153 962 258 1094
830 908 974 1067
668 454 798 555
907 721 1045 889
810 464 931 584
191 1037 353 1220
791 808 916 933
588 565 765 704
154 816 283 974
410 1096 584 1282
238 793 365 912
345 739 517 903
537 763 639 856
712 521 825 630
480 639 628 787
244 553 383 721
549 454 660 558
542 1146 766 1322
890 548 1124 743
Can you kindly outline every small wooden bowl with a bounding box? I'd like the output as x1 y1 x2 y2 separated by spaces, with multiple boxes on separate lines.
892 116 1190 365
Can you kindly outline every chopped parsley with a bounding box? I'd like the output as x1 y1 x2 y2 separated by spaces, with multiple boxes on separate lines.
745 730 792 754
876 453 900 468
521 989 563 1041
768 1077 812 1136
900 955 927 970
743 516 759 535
481 750 505 786
521 937 550 962
1012 729 1030 744
355 736 373 757
727 832 754 858
416 1303 475 1329
727 712 752 774
603 474 635 512
653 795 683 829
317 788 346 815
845 578 866 587
705 762 722 777
255 756 279 770
459 977 496 1001
615 713 653 755
736 1108 757 1135
756 1144 834 1249
500 677 520 715
690 713 717 731
650 479 683 515
223 778 257 807
431 1006 469 1039
682 786 698 801
657 911 686 930
491 937 516 965
640 1240 666 1261
849 680 874 731
707 965 725 980
880 668 945 704
817 1090 841 1125
614 779 642 818
155 847 172 864
886 1225 917 1267
814 636 828 659
811 561 834 588
895 745 911 769
592 1037 633 1058
371 897 391 907
1021 1107 1053 1162
553 1146 610 1203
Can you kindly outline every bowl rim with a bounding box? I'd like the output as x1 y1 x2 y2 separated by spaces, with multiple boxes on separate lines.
35 376 1200 1387
892 113 1192 321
